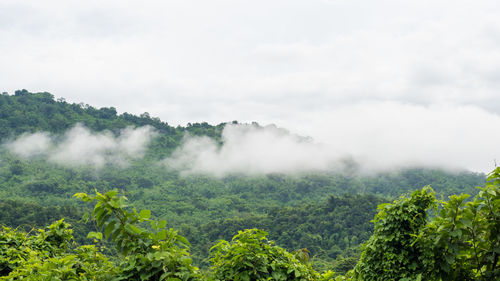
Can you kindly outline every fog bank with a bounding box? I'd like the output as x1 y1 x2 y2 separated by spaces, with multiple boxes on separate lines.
166 103 500 176
4 124 157 167
165 124 355 177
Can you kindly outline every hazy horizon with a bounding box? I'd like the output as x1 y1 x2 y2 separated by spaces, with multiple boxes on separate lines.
2 121 495 175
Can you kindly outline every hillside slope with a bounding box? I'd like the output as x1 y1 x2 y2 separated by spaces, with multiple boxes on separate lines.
0 90 487 270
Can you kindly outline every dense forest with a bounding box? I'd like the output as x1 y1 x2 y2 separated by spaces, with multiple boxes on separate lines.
1 91 497 280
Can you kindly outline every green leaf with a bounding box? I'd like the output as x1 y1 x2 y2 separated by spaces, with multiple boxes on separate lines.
459 218 472 229
158 220 167 229
104 221 117 239
94 208 105 225
157 229 167 241
87 231 103 240
125 224 143 235
176 235 190 246
139 209 151 220
106 190 118 198
74 192 93 202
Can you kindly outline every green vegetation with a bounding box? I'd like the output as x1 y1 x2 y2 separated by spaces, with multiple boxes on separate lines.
352 167 500 280
191 193 386 271
209 229 324 281
0 147 485 270
0 220 117 280
0 90 497 279
1 169 498 280
0 90 224 160
75 191 200 280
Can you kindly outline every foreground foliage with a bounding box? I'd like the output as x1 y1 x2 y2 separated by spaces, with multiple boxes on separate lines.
1 167 498 280
351 167 500 280
1 190 332 280
352 186 436 280
209 229 324 281
193 193 385 270
0 220 117 280
75 190 201 281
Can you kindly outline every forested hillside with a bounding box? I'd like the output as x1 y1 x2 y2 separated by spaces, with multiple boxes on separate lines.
0 90 491 277
1 172 498 280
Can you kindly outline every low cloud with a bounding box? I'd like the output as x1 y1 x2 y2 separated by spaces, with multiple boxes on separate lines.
4 124 157 167
5 104 500 176
5 132 52 158
165 102 500 176
2 0 500 125
164 124 348 177
280 102 500 174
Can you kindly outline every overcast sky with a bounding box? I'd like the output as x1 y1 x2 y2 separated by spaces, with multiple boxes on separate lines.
1 0 500 173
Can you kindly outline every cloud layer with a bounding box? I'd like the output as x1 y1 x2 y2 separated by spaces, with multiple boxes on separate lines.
165 124 346 176
4 112 499 176
5 124 157 167
1 1 500 124
166 103 500 176
1 1 500 174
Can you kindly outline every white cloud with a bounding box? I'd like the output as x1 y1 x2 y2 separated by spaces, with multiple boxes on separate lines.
1 1 500 173
280 102 500 173
118 126 158 156
4 132 52 158
49 124 120 167
166 104 500 176
164 124 345 177
1 1 500 117
4 124 157 167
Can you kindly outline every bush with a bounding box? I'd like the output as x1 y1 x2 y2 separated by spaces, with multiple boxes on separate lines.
209 229 322 281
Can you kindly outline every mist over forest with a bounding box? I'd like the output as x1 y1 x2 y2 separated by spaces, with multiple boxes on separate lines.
2 0 500 278
1 90 497 280
3 91 492 176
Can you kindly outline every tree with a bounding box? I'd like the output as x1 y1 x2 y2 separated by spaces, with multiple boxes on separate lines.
0 219 117 280
421 167 500 280
209 229 330 281
75 190 201 281
353 186 436 280
351 167 500 280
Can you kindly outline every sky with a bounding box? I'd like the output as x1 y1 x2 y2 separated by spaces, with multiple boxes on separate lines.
1 0 500 173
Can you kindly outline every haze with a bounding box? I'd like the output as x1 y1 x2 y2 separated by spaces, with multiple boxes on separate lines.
1 0 500 173
5 125 157 167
